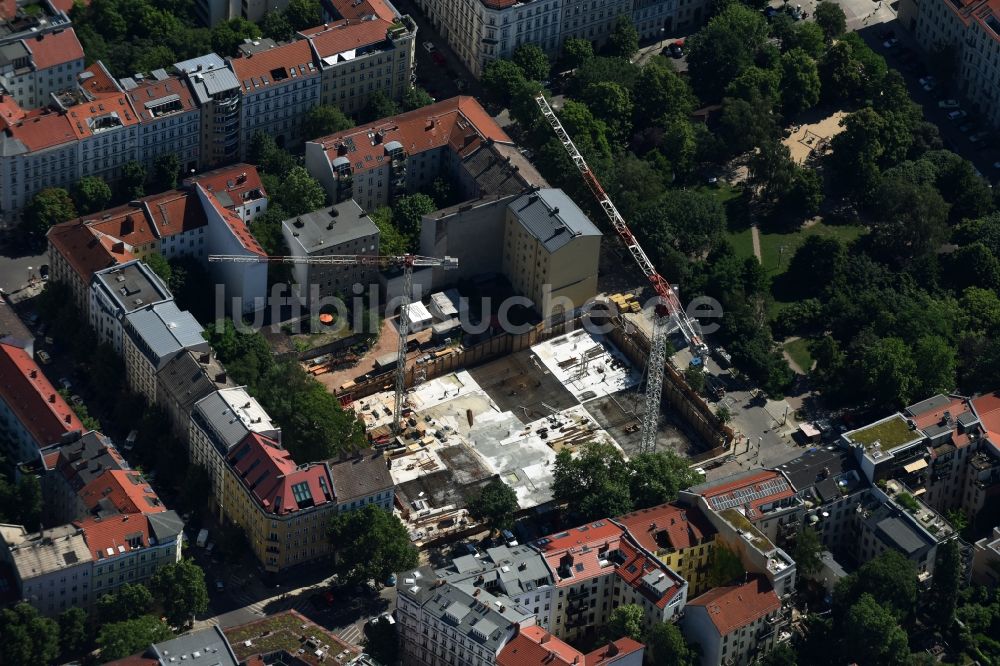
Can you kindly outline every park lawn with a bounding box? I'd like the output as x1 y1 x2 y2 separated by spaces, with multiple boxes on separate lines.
756 221 866 276
784 337 814 374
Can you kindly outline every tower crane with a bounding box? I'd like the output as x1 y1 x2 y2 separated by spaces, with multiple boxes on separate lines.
534 94 708 454
209 253 458 433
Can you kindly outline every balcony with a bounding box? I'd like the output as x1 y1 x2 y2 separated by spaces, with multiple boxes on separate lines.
567 589 589 600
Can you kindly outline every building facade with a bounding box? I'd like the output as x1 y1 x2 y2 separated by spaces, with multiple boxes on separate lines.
681 577 783 666
89 260 173 352
122 301 210 404
124 74 201 174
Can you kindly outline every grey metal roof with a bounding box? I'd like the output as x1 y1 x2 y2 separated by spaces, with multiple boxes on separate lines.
201 67 240 95
438 544 553 597
174 53 226 74
119 76 138 90
905 394 953 417
397 566 531 653
508 188 600 254
125 301 208 368
0 294 32 349
193 388 278 452
329 450 394 503
283 199 378 255
156 350 230 421
148 625 239 666
148 510 185 545
875 516 928 555
151 68 170 81
93 260 172 316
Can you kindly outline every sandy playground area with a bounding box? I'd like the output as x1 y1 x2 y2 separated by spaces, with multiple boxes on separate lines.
782 110 848 164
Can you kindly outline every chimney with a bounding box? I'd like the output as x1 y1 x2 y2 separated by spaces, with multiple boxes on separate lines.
49 393 56 403
540 633 550 644
30 369 37 378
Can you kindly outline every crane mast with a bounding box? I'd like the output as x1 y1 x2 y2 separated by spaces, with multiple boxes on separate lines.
534 94 707 453
209 253 457 433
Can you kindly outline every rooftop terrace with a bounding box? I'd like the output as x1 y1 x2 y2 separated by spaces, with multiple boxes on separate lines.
845 414 921 453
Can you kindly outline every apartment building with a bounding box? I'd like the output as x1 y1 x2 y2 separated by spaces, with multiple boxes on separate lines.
39 430 127 525
503 188 601 317
156 350 232 442
183 164 268 223
107 626 239 666
615 503 718 596
498 625 644 666
177 54 243 168
221 432 338 572
0 340 82 466
301 11 416 117
305 96 514 212
188 387 281 511
122 72 201 174
328 449 396 513
281 199 380 305
681 576 783 666
0 523 94 616
534 520 687 642
0 292 33 355
904 0 1000 129
230 40 321 157
0 1 82 109
972 526 1000 586
89 260 173 352
396 565 537 666
122 301 210 404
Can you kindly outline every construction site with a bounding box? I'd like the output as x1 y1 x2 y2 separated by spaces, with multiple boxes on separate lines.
345 326 704 545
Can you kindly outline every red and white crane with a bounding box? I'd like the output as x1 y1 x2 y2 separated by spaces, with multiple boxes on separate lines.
534 94 707 454
209 253 458 433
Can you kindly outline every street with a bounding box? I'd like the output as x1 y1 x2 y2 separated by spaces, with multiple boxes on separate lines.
0 245 46 295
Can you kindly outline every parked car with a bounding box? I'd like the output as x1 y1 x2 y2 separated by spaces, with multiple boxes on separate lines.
883 37 899 49
70 394 83 406
422 41 436 53
969 131 989 143
59 377 72 391
949 110 968 121
938 99 960 109
959 121 977 133
385 573 397 587
669 41 684 58
36 350 51 364
39 265 49 281
879 28 895 40
431 51 446 66
215 579 225 592
501 529 518 546
993 161 1000 169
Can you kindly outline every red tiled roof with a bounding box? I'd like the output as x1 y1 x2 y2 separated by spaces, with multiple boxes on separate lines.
498 625 644 666
197 184 266 256
49 0 88 13
0 342 82 449
23 28 84 70
46 219 134 285
42 450 60 470
328 0 397 21
185 164 266 208
699 470 794 520
0 94 24 128
66 93 138 140
536 520 682 607
687 577 780 636
7 109 76 151
313 96 511 174
143 190 207 237
616 503 716 554
77 469 165 515
908 395 977 449
229 40 317 94
77 61 120 96
973 392 1000 454
227 433 335 515
75 513 152 561
305 19 393 59
127 76 197 124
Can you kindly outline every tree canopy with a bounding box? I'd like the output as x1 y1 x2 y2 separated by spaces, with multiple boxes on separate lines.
23 188 77 237
327 504 419 584
97 615 173 661
150 559 209 628
0 602 59 666
469 478 519 533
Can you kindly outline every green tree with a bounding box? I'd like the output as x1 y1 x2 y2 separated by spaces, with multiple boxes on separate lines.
606 15 639 60
913 335 956 397
726 65 781 107
150 559 209 628
153 153 181 191
929 539 962 631
361 91 400 122
860 336 917 408
276 166 326 216
211 17 261 56
793 526 822 575
785 21 826 59
72 176 112 214
23 188 77 237
784 236 846 299
552 441 632 520
716 405 732 424
0 602 59 665
58 607 90 659
645 621 694 666
686 3 769 100
97 615 173 661
718 96 779 155
327 504 419 584
628 450 701 510
363 615 400 665
143 253 173 284
370 206 410 254
249 131 297 177
562 37 594 68
177 463 213 516
829 108 888 199
634 59 697 127
707 545 745 587
470 478 519 533
96 583 154 624
401 86 435 111
834 550 917 621
513 43 549 80
759 643 798 666
815 1 847 40
609 603 644 640
780 48 821 114
304 104 354 138
393 192 436 236
842 594 910 665
122 160 147 199
868 178 950 264
778 166 823 220
481 59 527 103
580 81 633 142
284 0 322 30
685 366 707 393
261 10 293 41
